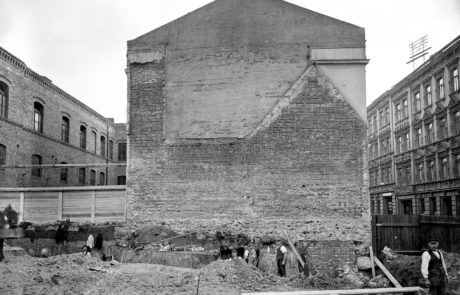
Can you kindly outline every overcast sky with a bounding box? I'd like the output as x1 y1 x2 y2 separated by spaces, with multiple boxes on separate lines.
0 0 459 123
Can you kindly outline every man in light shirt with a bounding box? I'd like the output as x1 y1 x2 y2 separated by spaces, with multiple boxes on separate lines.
421 238 449 295
275 241 287 277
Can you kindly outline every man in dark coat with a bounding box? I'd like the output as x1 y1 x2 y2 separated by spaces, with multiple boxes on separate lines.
421 238 449 295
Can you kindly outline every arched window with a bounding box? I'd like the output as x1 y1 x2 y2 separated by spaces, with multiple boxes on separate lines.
100 136 106 157
33 102 44 133
90 169 96 185
0 82 8 118
80 125 87 149
60 162 68 183
99 172 105 185
31 154 42 177
61 117 70 143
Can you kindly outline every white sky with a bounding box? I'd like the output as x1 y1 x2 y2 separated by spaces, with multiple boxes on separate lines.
0 0 459 123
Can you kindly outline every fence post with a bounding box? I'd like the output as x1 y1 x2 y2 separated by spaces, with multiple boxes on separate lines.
91 191 96 224
19 192 24 223
58 192 63 221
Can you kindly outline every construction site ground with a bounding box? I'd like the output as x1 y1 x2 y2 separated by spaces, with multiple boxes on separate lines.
2 246 460 295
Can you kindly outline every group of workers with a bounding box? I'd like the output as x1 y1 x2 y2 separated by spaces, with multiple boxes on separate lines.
219 240 312 278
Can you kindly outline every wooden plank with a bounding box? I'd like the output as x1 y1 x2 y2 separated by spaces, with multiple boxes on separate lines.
369 246 376 278
242 286 421 294
373 257 402 288
284 232 304 267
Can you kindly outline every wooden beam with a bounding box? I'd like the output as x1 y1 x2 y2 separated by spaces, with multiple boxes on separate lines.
373 257 402 288
284 232 304 267
242 286 421 295
369 246 376 278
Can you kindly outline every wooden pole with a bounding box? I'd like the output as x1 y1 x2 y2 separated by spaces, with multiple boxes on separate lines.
369 246 376 278
374 257 402 288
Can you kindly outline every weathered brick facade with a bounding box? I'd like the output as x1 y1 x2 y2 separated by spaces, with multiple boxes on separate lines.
127 0 370 268
0 47 126 187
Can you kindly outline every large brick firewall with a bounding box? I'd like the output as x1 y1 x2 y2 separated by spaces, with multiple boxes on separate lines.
127 59 370 243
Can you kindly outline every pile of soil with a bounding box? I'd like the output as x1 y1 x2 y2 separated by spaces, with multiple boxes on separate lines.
383 251 460 295
0 253 199 295
199 258 283 294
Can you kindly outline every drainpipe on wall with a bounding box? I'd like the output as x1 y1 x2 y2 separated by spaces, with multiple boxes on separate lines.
106 119 109 185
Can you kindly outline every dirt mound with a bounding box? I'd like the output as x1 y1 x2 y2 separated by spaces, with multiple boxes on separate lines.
199 258 282 293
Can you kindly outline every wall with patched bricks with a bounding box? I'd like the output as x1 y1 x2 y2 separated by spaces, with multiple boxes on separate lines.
0 47 125 187
126 0 370 270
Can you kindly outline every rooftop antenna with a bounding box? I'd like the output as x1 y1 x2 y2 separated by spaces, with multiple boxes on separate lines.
407 35 431 70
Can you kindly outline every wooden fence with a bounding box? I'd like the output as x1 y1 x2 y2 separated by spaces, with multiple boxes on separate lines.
0 186 126 224
372 214 460 254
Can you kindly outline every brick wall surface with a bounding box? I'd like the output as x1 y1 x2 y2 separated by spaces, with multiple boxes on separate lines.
126 0 370 271
127 59 370 242
0 50 126 187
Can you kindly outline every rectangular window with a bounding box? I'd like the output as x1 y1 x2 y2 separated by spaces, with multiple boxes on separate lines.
90 170 96 186
117 175 126 185
118 142 127 161
61 117 70 143
108 140 113 160
414 92 421 112
33 102 44 133
402 200 413 215
100 136 106 157
428 161 435 181
99 172 105 185
437 77 445 99
373 115 378 133
438 117 447 140
452 111 460 135
425 84 432 105
0 84 7 118
396 136 402 153
455 154 460 177
440 157 449 179
452 68 459 92
395 103 401 121
441 197 452 216
0 144 5 165
415 128 422 147
80 126 87 149
425 122 434 144
79 168 86 185
430 197 437 216
402 99 408 118
31 154 42 177
60 162 68 183
92 131 97 153
417 163 424 183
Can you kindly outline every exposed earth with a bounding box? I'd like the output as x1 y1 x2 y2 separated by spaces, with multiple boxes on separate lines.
2 245 460 295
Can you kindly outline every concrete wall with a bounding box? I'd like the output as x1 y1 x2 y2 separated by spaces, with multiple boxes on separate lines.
0 47 126 187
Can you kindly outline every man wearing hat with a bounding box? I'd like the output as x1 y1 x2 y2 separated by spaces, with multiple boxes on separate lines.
421 238 449 295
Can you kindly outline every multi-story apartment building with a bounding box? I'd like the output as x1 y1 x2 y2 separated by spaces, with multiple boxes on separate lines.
368 35 460 216
0 46 126 187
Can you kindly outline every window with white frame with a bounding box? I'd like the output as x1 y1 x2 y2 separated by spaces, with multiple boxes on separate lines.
452 111 460 135
428 160 435 181
451 68 459 92
438 117 448 140
425 84 432 105
417 163 424 183
425 122 434 144
437 76 445 99
402 99 408 118
414 92 421 112
395 103 401 121
440 157 449 179
415 127 423 147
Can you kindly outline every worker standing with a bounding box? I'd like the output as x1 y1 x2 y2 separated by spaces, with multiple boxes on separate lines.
421 238 449 295
275 241 287 277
